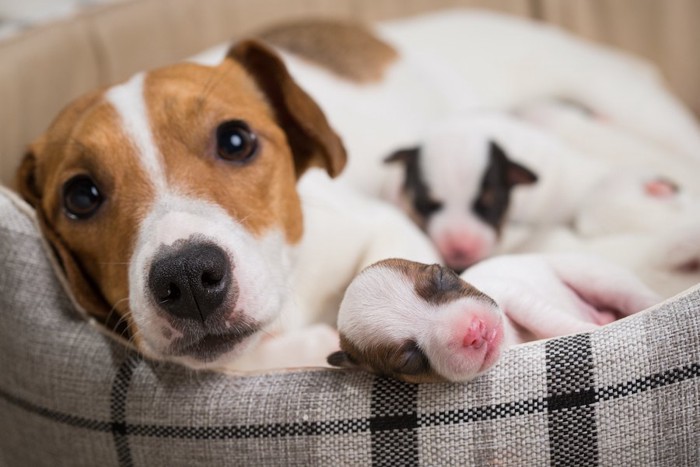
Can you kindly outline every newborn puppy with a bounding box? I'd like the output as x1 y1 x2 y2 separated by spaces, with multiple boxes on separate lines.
328 254 661 383
384 115 608 270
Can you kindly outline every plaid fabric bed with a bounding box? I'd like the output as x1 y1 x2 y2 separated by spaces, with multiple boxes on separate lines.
0 188 698 466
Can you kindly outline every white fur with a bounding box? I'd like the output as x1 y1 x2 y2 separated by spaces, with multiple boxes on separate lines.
127 193 291 369
517 100 700 194
105 73 167 192
338 265 503 382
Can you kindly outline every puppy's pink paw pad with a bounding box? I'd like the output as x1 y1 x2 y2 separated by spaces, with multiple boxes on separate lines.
644 178 678 198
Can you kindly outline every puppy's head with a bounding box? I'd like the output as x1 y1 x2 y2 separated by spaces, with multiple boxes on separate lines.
328 259 504 383
16 40 346 369
386 120 537 272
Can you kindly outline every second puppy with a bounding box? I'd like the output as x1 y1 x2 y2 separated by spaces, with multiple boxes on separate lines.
328 254 661 383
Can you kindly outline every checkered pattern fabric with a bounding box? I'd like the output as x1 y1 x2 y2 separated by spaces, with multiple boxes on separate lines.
0 187 698 466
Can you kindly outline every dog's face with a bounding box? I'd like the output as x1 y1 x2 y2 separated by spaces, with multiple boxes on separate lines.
386 122 537 271
16 41 345 369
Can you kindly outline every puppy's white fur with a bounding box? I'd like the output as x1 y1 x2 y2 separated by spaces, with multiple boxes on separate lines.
338 265 503 382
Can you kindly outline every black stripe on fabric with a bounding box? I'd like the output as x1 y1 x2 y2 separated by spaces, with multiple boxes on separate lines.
127 418 370 439
110 354 141 467
0 362 697 442
546 334 598 467
0 386 112 432
419 397 547 427
370 377 419 467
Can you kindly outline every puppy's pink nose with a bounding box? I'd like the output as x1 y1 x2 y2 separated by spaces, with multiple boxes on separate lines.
441 243 482 271
462 319 491 349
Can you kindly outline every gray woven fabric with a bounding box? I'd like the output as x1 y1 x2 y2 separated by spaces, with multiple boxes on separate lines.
0 187 699 466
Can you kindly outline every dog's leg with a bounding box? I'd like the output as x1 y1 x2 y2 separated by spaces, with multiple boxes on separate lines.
227 324 340 372
548 254 662 317
467 279 601 341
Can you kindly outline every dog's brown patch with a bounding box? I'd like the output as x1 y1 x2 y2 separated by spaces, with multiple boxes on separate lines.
18 93 156 336
144 61 304 243
258 19 398 83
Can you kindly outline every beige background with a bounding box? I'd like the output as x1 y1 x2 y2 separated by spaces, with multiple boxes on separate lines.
1 0 699 186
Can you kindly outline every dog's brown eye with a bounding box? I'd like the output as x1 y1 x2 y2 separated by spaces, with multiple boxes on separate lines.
63 175 103 220
216 120 258 162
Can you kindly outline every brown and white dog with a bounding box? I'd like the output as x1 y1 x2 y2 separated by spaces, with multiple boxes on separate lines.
15 12 670 377
16 40 441 371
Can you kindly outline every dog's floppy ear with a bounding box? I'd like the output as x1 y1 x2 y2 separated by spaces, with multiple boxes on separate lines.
489 141 538 186
16 149 113 323
228 40 347 178
16 150 41 207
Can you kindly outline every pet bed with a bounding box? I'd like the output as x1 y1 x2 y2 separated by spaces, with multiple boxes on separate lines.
1 1 700 465
1 187 698 465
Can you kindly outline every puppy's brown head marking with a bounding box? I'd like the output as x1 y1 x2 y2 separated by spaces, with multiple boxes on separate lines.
257 19 398 83
376 259 494 307
16 40 347 367
329 335 443 384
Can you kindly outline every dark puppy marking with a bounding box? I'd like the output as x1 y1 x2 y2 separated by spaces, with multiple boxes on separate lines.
385 147 443 220
328 334 441 383
257 19 398 83
472 141 538 229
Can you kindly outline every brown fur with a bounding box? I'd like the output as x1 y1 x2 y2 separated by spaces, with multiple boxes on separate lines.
377 259 494 306
257 19 398 83
17 95 155 337
335 333 446 383
16 41 347 343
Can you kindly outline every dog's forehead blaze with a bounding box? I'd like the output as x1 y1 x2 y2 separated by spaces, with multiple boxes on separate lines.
33 91 156 321
142 62 304 243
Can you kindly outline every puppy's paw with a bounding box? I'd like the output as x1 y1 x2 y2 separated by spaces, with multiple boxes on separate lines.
328 259 504 383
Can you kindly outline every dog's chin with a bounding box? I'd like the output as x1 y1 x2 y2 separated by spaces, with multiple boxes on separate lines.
135 318 265 371
140 331 263 371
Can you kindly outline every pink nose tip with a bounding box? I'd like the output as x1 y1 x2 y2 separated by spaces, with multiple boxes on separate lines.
462 319 492 349
442 242 480 266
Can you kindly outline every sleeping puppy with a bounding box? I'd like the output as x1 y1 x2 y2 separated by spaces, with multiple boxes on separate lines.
384 114 609 270
328 254 661 383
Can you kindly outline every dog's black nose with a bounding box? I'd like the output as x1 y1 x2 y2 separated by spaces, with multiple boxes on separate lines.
148 242 232 322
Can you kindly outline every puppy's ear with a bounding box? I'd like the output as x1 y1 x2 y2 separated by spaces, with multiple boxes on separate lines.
228 40 347 178
327 350 358 369
16 150 41 207
384 146 419 165
489 141 538 186
16 149 113 323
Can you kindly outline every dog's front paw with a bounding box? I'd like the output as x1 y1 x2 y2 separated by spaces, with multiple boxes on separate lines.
328 259 504 383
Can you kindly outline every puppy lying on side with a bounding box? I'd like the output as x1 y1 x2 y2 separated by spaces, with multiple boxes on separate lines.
383 114 610 270
329 254 661 383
